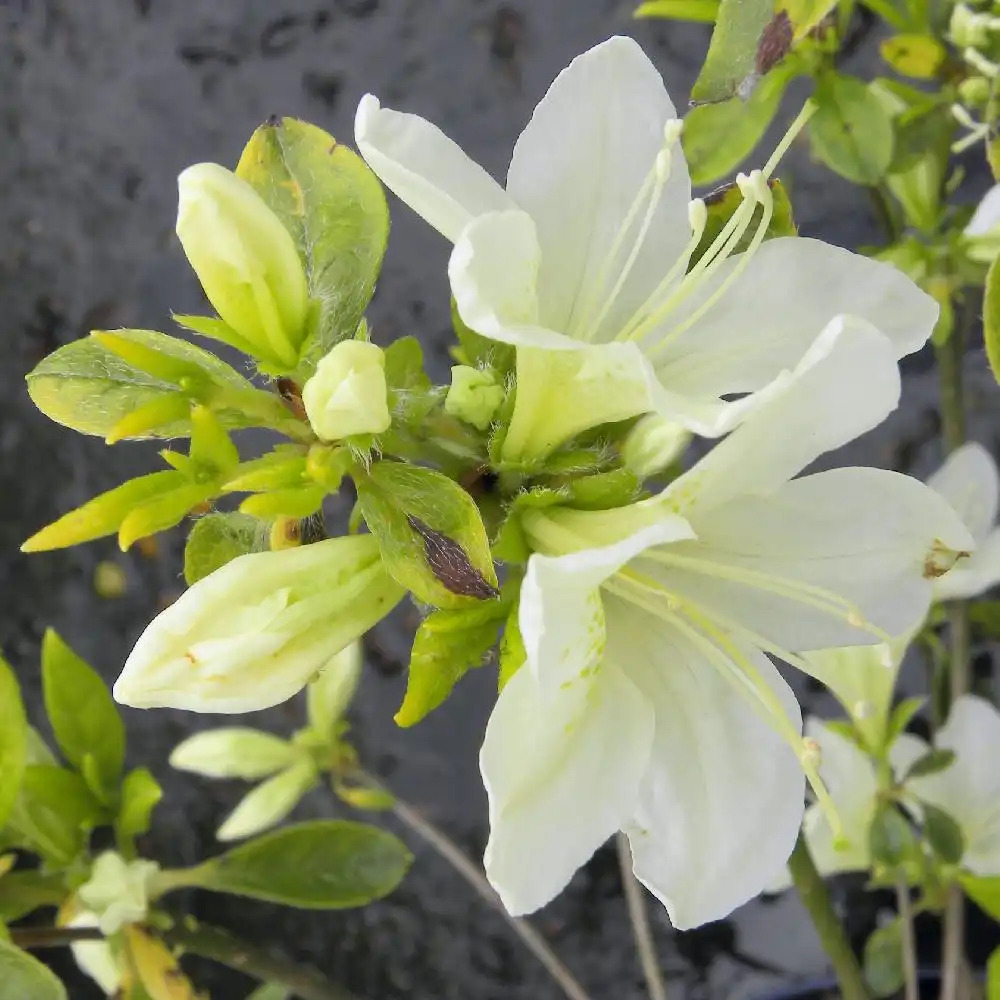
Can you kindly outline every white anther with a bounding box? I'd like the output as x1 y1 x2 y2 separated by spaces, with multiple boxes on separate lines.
662 118 685 145
965 47 1000 76
688 198 708 235
655 148 673 184
952 102 981 129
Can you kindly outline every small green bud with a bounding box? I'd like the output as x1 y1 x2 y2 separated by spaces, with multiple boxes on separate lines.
169 727 301 779
445 365 505 430
621 414 691 479
301 341 391 441
959 75 992 108
176 163 309 369
216 757 318 841
307 642 363 743
77 852 160 935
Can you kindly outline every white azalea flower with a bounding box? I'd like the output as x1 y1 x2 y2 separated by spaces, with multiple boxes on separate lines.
908 695 1000 875
927 442 1000 600
78 852 160 936
355 36 937 460
479 319 972 927
67 911 121 996
964 184 1000 263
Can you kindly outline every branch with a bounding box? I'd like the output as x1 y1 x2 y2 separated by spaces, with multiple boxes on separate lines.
11 926 105 949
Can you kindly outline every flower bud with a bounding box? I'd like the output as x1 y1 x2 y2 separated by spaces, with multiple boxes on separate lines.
217 757 318 841
951 3 990 48
169 727 301 779
307 641 363 742
176 163 309 369
959 75 991 108
445 365 505 430
78 852 160 936
622 414 692 479
113 535 405 713
301 341 391 441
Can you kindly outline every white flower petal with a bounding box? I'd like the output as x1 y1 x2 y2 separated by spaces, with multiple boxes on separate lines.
69 913 120 995
664 316 901 518
449 210 575 350
651 237 937 403
927 442 999 544
651 468 973 652
965 185 1000 236
909 695 1000 874
521 517 695 695
506 36 691 337
501 343 658 461
480 660 653 915
610 599 803 929
935 528 1000 601
354 94 513 243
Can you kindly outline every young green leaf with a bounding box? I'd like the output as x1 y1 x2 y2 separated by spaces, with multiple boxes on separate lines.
188 820 412 908
395 604 506 727
922 803 965 864
683 63 797 186
903 747 955 779
810 74 894 185
885 697 925 745
116 767 163 849
0 940 68 1000
960 872 1000 920
635 0 719 20
863 920 905 998
691 0 782 103
988 946 1000 1000
25 329 255 440
0 659 27 833
869 803 917 868
41 631 124 800
357 461 499 608
118 481 215 552
183 512 268 585
0 870 66 923
985 255 1000 387
216 759 319 842
879 34 945 79
170 729 300 781
236 117 389 376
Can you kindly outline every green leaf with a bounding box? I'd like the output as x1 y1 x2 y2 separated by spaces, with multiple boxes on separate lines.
190 820 412 908
184 512 268 585
635 0 719 21
396 604 506 727
25 329 255 440
969 600 1000 637
384 336 437 426
239 486 325 520
357 461 499 608
690 177 797 267
116 767 163 847
922 803 965 864
810 74 895 185
985 255 1000 387
903 747 955 779
0 870 66 922
0 659 27 833
247 986 290 1000
21 470 186 553
491 487 568 564
961 873 1000 920
118 481 214 552
683 63 797 185
5 766 106 865
880 34 945 79
779 0 838 36
223 452 309 493
0 940 68 1000
863 920 904 998
236 117 389 376
885 697 925 746
498 604 526 692
41 630 124 800
691 0 784 103
869 804 916 868
987 946 1000 1000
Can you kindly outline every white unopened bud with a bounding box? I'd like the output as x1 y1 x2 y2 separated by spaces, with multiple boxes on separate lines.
217 757 318 841
78 852 160 936
176 163 308 369
169 728 300 780
302 340 391 441
445 365 504 430
622 414 692 478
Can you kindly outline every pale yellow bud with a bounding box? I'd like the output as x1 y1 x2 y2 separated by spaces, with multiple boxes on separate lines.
169 727 300 779
176 162 309 369
445 365 504 430
216 757 319 841
301 341 391 441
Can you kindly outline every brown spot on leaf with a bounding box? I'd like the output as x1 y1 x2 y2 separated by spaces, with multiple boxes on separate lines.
756 10 793 76
406 515 500 600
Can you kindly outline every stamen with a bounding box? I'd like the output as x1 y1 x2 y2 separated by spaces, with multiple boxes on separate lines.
761 100 817 179
571 119 684 342
965 47 1000 76
638 544 888 640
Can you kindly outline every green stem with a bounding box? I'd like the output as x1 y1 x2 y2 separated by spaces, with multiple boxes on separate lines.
10 926 104 949
616 833 669 1000
787 834 870 1000
349 768 595 1000
936 314 972 1000
897 877 920 1000
163 921 357 1000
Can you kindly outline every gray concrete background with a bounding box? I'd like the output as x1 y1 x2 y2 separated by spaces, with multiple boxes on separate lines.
2 1 997 998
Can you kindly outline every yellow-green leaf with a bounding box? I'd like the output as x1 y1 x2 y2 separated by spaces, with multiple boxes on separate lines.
985 255 1000 386
184 513 268 585
635 0 719 21
880 34 945 79
0 659 27 832
0 940 68 1000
